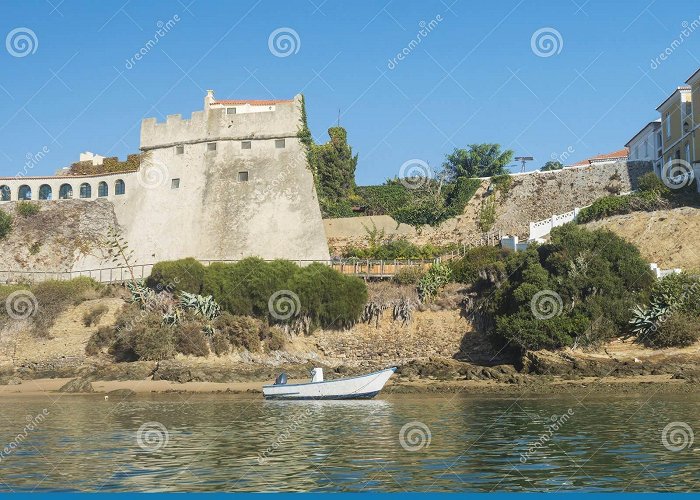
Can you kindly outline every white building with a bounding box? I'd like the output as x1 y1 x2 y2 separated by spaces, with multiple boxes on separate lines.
625 119 662 176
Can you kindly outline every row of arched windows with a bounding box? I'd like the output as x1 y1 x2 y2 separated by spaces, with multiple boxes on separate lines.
0 180 125 201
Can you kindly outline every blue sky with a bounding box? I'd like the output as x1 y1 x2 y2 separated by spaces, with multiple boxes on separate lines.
1 0 699 184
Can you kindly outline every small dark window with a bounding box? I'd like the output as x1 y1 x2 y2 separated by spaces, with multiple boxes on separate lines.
238 171 249 182
207 142 217 152
176 145 184 155
0 185 10 201
171 178 180 189
115 179 125 195
59 183 73 199
18 185 31 200
38 184 52 200
275 139 286 148
98 181 108 197
226 107 236 115
79 183 91 199
241 141 251 150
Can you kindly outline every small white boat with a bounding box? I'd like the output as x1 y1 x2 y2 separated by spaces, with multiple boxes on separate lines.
262 367 396 400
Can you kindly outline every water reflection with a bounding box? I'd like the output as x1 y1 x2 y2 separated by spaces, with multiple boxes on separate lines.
0 394 697 491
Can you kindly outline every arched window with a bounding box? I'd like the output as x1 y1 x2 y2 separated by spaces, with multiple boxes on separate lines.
0 185 10 201
115 179 125 195
79 183 91 199
98 181 108 197
59 184 73 199
18 185 31 200
39 184 52 200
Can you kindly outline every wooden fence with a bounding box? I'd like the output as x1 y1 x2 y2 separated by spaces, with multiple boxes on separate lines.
0 259 440 284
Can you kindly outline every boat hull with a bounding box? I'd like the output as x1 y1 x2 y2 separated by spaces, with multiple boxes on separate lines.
262 368 396 400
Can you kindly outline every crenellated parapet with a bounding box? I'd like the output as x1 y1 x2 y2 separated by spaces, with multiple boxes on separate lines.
139 93 303 150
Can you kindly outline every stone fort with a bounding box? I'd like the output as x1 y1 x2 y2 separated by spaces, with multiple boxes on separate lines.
0 91 330 273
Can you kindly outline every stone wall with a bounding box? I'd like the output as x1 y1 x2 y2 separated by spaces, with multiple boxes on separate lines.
325 161 653 253
0 94 330 273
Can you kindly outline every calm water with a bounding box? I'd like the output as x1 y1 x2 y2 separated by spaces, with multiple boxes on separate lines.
0 392 698 492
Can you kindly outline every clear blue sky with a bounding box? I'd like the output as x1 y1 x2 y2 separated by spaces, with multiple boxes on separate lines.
1 0 699 184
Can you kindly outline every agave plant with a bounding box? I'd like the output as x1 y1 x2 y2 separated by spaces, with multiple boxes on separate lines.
126 279 154 307
629 295 671 337
179 292 221 320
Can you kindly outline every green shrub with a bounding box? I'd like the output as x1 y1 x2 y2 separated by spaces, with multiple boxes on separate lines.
392 266 426 285
343 239 445 260
469 225 655 352
175 321 210 357
203 258 298 318
651 312 700 348
495 312 590 351
637 172 669 194
417 263 452 302
147 257 206 294
16 201 40 217
577 195 632 223
449 246 508 286
478 197 497 232
213 313 263 352
0 209 12 239
82 304 109 327
129 318 175 361
630 273 700 347
286 263 367 328
201 258 367 329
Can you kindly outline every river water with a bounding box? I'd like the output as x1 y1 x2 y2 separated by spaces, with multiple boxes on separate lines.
0 392 697 492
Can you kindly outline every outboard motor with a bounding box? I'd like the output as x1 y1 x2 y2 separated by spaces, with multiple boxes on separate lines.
274 372 288 385
310 367 324 383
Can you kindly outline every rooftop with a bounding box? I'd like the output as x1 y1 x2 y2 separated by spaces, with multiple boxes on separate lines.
570 148 629 167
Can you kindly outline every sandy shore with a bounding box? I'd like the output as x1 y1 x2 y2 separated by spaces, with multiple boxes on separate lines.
0 373 695 397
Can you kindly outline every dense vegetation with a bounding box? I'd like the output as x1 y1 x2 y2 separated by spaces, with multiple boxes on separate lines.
577 172 697 224
148 257 367 331
629 272 700 348
67 153 143 176
452 224 657 352
299 97 512 227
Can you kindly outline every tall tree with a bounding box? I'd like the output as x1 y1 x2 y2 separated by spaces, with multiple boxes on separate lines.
443 144 514 179
312 127 358 202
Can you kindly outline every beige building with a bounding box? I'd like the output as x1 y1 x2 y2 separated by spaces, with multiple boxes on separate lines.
657 85 693 171
686 68 700 174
